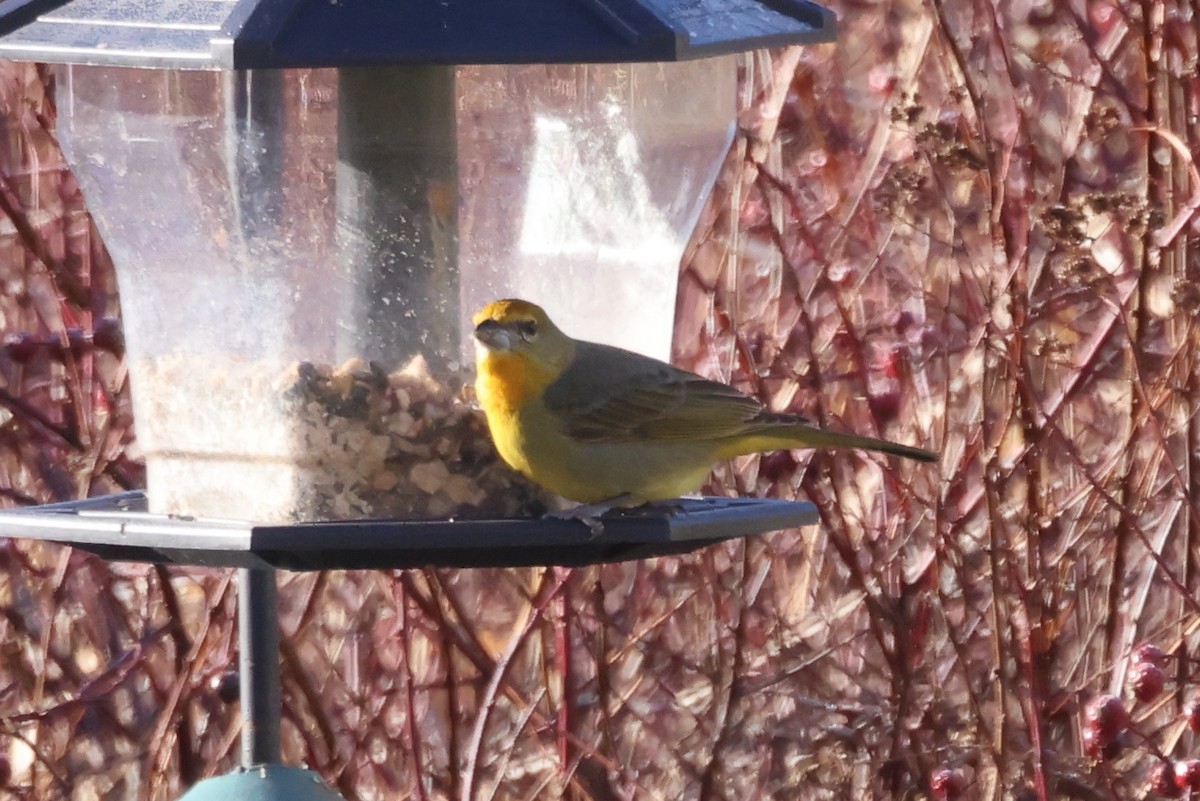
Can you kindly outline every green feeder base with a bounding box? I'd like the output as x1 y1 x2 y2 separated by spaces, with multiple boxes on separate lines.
177 765 346 801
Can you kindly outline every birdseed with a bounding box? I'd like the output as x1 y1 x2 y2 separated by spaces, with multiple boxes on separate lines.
133 352 551 522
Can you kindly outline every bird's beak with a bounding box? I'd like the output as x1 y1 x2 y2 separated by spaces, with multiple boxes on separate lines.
474 319 515 351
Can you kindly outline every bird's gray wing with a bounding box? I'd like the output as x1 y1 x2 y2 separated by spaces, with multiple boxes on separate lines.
542 341 772 443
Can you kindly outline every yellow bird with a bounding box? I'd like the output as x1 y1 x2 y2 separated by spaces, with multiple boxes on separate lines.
473 299 935 513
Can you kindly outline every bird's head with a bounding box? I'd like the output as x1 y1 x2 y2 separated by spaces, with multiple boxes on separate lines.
473 299 574 373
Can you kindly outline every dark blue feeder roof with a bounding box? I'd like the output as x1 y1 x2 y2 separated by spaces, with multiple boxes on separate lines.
0 0 835 69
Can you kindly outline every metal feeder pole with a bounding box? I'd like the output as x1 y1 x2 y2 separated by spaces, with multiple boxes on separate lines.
238 567 281 767
226 69 286 770
177 565 345 799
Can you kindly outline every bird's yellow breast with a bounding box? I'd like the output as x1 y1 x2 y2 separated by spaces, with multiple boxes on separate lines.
475 350 563 478
475 350 558 416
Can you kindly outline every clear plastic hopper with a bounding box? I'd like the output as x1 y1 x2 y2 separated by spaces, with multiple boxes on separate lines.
53 60 735 522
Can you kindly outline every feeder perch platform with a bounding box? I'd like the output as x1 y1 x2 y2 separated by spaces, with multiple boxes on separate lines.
0 492 818 570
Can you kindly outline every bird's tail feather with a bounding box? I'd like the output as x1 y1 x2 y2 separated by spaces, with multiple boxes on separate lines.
726 423 937 463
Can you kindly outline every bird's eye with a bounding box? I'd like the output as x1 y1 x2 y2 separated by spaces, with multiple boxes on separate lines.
517 320 538 339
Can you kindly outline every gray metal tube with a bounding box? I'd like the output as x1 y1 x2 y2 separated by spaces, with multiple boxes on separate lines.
238 567 281 767
336 65 459 372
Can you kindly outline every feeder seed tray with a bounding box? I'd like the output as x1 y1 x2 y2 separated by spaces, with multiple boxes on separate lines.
0 491 819 570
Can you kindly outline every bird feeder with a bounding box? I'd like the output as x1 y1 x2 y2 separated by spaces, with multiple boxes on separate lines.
0 1 834 798
0 0 835 524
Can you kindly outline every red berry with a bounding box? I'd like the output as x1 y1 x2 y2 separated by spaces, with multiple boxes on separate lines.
1135 643 1167 668
1083 726 1116 759
1185 698 1200 733
1085 694 1129 739
930 768 965 800
1149 761 1183 797
1175 760 1200 791
1130 662 1167 702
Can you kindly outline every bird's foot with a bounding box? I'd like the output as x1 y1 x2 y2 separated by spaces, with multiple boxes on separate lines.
546 495 640 537
639 498 691 516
